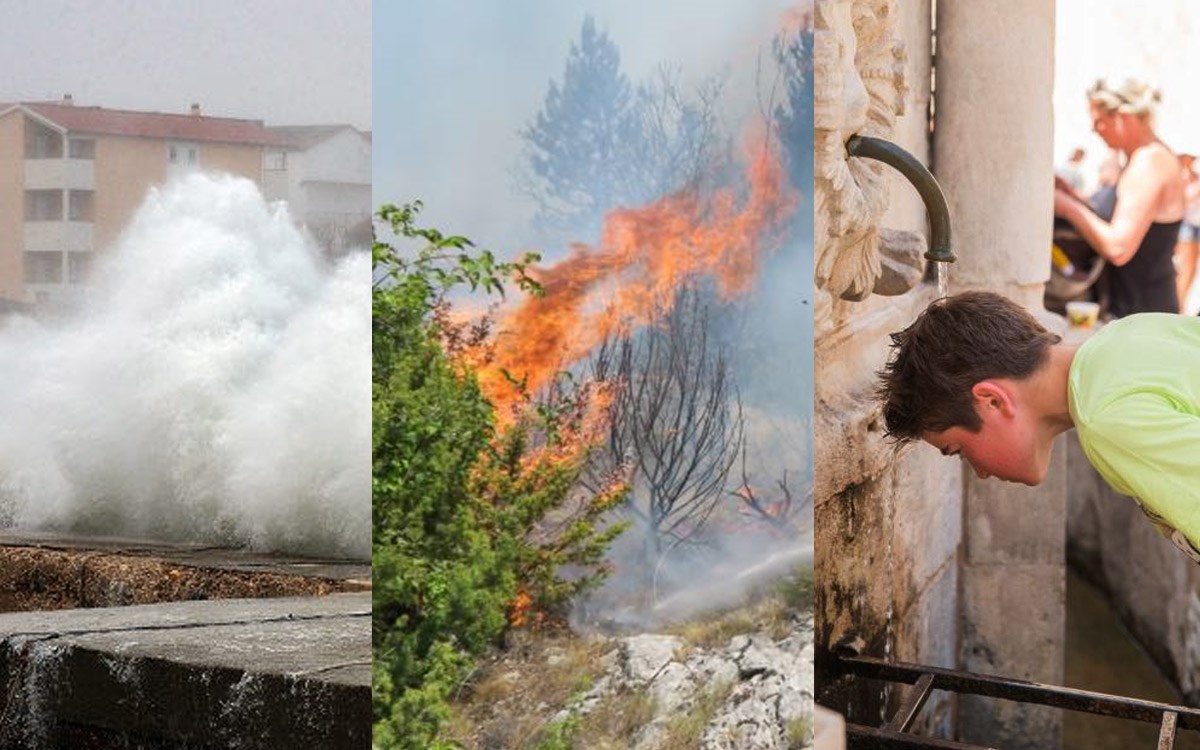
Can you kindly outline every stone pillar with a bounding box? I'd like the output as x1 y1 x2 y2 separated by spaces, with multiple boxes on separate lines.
933 3 1065 749
933 1 1055 306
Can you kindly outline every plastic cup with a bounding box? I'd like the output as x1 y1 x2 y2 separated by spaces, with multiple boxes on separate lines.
1065 300 1100 329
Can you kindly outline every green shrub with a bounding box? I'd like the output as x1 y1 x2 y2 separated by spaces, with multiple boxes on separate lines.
371 203 626 747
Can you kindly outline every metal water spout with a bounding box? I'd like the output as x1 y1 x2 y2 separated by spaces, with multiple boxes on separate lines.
846 135 956 265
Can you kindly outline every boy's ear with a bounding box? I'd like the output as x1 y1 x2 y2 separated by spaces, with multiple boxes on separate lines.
970 380 1016 417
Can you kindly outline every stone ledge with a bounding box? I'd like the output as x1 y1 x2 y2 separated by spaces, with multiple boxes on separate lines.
0 593 370 748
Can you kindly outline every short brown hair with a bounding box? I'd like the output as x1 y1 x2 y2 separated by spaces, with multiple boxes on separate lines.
876 291 1061 443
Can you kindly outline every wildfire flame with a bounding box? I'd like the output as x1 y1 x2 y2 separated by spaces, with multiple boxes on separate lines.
476 129 799 416
509 589 534 628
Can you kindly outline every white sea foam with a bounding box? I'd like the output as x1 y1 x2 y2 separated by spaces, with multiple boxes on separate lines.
0 173 369 559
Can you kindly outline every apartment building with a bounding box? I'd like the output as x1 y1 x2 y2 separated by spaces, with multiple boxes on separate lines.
0 98 279 309
263 124 372 258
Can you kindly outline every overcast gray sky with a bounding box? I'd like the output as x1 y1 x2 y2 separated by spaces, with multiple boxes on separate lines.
0 0 370 130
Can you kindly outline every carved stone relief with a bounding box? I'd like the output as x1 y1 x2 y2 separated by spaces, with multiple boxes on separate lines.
814 0 922 307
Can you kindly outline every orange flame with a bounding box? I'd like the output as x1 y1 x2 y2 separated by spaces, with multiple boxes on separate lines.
509 589 534 628
514 378 615 476
477 128 798 416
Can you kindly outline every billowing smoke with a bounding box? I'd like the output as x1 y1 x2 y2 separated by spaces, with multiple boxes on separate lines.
0 173 370 560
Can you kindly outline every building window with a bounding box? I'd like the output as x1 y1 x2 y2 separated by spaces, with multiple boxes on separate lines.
68 190 94 221
24 122 63 159
68 139 95 159
265 151 287 171
25 252 63 284
67 252 92 284
25 190 63 221
168 141 199 168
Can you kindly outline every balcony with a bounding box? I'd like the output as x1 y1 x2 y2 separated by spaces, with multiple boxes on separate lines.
24 158 95 190
24 221 93 253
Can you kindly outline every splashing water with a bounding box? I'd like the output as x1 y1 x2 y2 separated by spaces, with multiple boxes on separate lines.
0 173 370 560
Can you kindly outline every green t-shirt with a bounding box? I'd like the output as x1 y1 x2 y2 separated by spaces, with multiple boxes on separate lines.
1068 313 1200 563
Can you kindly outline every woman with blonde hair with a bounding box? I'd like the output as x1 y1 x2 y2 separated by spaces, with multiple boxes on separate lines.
1054 78 1185 317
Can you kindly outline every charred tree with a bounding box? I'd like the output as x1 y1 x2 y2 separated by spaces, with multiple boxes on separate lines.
730 442 813 535
588 286 744 573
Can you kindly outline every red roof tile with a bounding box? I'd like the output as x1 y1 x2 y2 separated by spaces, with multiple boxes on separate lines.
20 102 283 146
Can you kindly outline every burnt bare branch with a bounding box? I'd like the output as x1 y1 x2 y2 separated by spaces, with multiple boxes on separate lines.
584 286 745 562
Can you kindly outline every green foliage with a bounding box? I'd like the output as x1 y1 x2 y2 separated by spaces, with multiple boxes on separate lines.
372 202 627 748
518 16 636 230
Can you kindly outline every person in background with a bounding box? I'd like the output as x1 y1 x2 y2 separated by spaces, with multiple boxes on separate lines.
1054 78 1185 318
1093 151 1122 198
1056 146 1088 193
1174 153 1200 313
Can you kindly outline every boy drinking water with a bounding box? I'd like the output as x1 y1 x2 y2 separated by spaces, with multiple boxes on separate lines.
877 291 1200 562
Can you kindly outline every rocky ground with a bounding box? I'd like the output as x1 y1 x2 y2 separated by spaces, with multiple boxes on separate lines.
447 580 814 750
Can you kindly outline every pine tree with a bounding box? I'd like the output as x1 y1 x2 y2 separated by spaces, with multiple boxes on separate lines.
519 16 638 231
518 17 727 237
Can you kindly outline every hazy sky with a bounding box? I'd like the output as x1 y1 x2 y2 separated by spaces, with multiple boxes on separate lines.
0 0 370 130
374 0 795 248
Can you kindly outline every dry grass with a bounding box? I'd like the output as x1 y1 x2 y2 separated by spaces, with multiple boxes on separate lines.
469 669 520 706
760 595 796 641
786 715 814 749
657 680 734 750
447 632 612 750
667 609 758 648
664 588 800 649
575 688 656 746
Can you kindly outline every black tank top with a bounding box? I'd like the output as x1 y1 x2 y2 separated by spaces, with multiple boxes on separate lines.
1092 185 1179 317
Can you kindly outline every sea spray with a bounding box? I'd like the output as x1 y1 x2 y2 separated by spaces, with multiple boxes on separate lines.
0 173 369 559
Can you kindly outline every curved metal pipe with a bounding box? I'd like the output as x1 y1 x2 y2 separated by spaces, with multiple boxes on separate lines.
846 135 956 264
